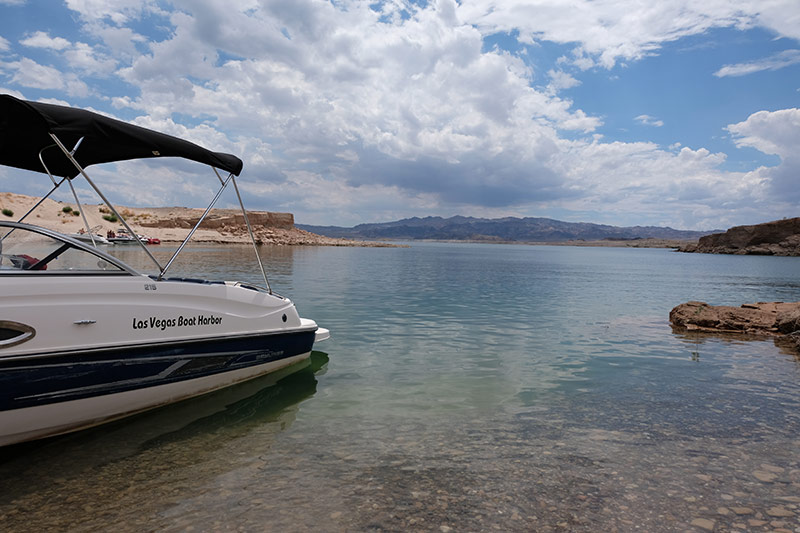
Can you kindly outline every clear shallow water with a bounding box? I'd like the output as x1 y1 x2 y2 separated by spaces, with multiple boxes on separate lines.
1 242 799 532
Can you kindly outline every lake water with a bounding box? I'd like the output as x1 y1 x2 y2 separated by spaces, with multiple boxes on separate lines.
1 242 799 532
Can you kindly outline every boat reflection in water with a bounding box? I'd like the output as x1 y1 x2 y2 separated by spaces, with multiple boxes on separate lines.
0 351 329 532
0 351 328 467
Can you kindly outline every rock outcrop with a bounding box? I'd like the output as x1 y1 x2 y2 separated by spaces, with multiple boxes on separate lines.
680 217 800 256
136 208 295 230
670 301 800 352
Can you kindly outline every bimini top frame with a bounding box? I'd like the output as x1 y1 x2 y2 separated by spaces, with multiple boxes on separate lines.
0 94 270 291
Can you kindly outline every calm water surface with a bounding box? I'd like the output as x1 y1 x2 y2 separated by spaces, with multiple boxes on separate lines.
1 242 799 532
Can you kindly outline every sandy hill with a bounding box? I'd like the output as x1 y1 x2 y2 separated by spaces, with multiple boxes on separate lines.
0 192 384 246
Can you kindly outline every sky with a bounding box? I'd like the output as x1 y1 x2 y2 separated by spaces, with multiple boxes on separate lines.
0 0 798 230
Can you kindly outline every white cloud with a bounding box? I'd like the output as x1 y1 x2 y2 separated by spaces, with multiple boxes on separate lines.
727 108 800 156
93 26 147 58
458 0 800 69
547 69 580 93
64 0 163 25
551 140 775 229
20 31 71 50
6 58 90 97
18 31 117 76
64 77 91 97
63 42 117 75
750 0 800 43
113 1 598 153
8 58 64 89
727 108 800 201
714 49 800 77
635 114 664 127
0 36 11 52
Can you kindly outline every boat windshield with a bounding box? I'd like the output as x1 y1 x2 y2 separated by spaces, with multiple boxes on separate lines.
0 225 129 274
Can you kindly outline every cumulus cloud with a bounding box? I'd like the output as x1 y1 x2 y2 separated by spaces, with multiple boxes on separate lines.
714 49 800 77
20 31 71 50
727 108 800 156
8 58 64 89
551 140 775 230
18 31 117 77
63 42 117 75
727 108 800 201
93 26 147 58
70 2 800 226
3 57 91 97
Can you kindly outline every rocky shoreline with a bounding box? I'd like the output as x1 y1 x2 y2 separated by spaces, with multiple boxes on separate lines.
670 301 800 353
679 217 800 256
0 192 397 247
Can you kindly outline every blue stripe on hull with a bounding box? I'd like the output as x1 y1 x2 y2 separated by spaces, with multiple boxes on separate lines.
0 330 316 411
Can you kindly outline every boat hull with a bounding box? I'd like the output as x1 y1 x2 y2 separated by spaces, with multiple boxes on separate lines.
0 330 315 446
0 270 325 446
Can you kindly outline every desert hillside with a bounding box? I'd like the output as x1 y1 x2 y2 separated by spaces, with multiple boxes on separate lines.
0 192 386 246
298 214 713 243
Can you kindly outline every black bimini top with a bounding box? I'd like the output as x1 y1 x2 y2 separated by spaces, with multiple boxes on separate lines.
0 94 242 178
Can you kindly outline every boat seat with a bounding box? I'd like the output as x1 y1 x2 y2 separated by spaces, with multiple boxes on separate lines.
2 254 47 270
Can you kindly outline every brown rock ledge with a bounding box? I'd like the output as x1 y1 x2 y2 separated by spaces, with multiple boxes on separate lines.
678 217 800 256
669 301 800 353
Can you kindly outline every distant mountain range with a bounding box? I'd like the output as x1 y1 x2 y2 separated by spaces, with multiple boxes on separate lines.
297 216 716 243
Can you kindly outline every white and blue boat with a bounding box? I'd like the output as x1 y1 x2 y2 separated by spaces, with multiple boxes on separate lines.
0 95 328 446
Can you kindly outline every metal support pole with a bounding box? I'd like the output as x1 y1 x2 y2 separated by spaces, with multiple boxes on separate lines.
11 177 66 226
229 174 271 293
63 137 98 246
158 173 233 280
48 133 164 271
65 174 98 247
2 146 68 242
11 144 71 226
38 145 61 187
212 166 226 186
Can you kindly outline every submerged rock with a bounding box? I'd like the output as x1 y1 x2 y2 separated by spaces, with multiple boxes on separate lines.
776 307 800 334
669 301 800 352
